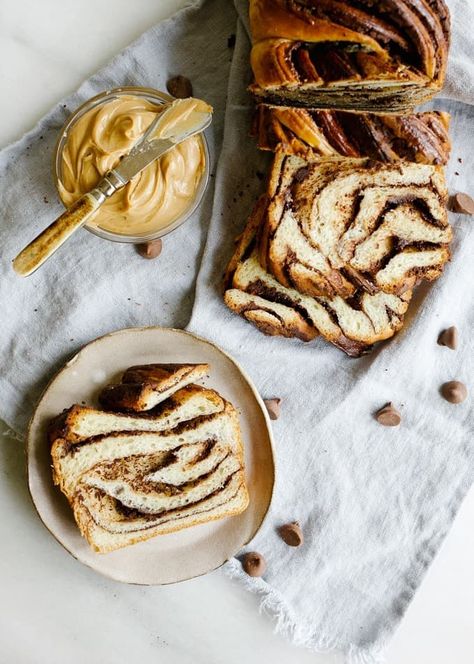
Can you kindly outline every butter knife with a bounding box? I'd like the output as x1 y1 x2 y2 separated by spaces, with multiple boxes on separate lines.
12 98 212 277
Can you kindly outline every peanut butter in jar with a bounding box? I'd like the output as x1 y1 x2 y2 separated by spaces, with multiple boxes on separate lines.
54 88 210 242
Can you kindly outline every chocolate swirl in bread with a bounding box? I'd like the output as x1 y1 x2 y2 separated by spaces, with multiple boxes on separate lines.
224 196 412 356
257 153 452 299
50 381 249 553
249 0 450 112
255 105 451 164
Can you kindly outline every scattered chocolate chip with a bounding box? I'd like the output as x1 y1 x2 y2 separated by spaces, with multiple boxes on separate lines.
437 326 458 350
256 171 264 180
375 402 401 426
458 157 462 163
227 33 236 49
440 381 467 404
449 192 474 215
279 522 304 547
454 171 460 176
136 239 163 259
43 196 49 204
242 552 266 577
264 398 282 420
166 75 193 99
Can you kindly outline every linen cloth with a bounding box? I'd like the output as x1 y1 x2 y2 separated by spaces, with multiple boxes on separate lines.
0 1 473 662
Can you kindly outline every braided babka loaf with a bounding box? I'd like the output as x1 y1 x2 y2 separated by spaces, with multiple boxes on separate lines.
224 196 412 356
249 0 450 112
50 368 249 553
257 153 451 298
255 105 451 164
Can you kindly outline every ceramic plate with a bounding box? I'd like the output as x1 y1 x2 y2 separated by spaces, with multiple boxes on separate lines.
27 327 275 585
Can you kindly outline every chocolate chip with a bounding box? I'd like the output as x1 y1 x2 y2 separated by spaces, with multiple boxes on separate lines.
449 192 474 215
136 239 163 259
375 402 401 426
437 326 458 350
242 552 266 577
264 398 281 420
279 522 304 547
294 166 309 182
166 75 193 99
440 381 467 404
227 33 236 49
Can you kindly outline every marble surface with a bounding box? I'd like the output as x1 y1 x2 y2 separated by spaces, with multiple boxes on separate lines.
0 1 472 662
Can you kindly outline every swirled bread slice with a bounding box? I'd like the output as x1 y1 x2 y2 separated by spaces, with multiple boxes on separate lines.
49 386 224 443
258 154 451 298
73 477 248 553
51 403 243 500
99 363 209 412
224 196 411 356
51 399 249 552
255 105 451 165
249 0 449 112
80 452 242 516
225 252 411 357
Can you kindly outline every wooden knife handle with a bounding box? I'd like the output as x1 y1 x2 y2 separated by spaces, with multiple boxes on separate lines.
12 193 101 277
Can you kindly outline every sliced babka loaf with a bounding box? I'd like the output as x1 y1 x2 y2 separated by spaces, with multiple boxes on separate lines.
254 105 451 164
257 153 452 299
224 197 412 357
249 0 450 112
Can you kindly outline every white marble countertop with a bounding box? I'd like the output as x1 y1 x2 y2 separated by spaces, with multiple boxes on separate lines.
1 1 472 662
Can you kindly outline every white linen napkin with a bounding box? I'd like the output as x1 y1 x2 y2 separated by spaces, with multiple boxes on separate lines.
0 2 473 662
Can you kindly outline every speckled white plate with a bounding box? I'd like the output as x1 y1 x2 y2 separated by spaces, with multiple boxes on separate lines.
27 327 275 585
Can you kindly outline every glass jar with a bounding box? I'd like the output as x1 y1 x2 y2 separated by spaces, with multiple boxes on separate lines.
53 86 210 243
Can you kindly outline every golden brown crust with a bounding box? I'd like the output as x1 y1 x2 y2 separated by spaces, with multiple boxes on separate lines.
248 0 450 111
250 0 385 52
98 363 209 412
255 105 451 165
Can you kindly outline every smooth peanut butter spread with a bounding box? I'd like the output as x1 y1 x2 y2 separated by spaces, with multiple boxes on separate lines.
58 95 209 236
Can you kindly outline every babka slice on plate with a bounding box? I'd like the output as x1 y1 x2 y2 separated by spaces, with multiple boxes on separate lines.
50 368 249 553
224 196 412 357
257 152 452 298
248 0 450 112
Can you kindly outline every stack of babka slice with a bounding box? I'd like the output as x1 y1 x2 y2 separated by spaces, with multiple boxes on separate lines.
50 363 249 553
224 0 453 356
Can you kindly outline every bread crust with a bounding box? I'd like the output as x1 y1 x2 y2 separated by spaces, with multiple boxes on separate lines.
255 105 451 165
98 363 209 412
248 0 450 111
